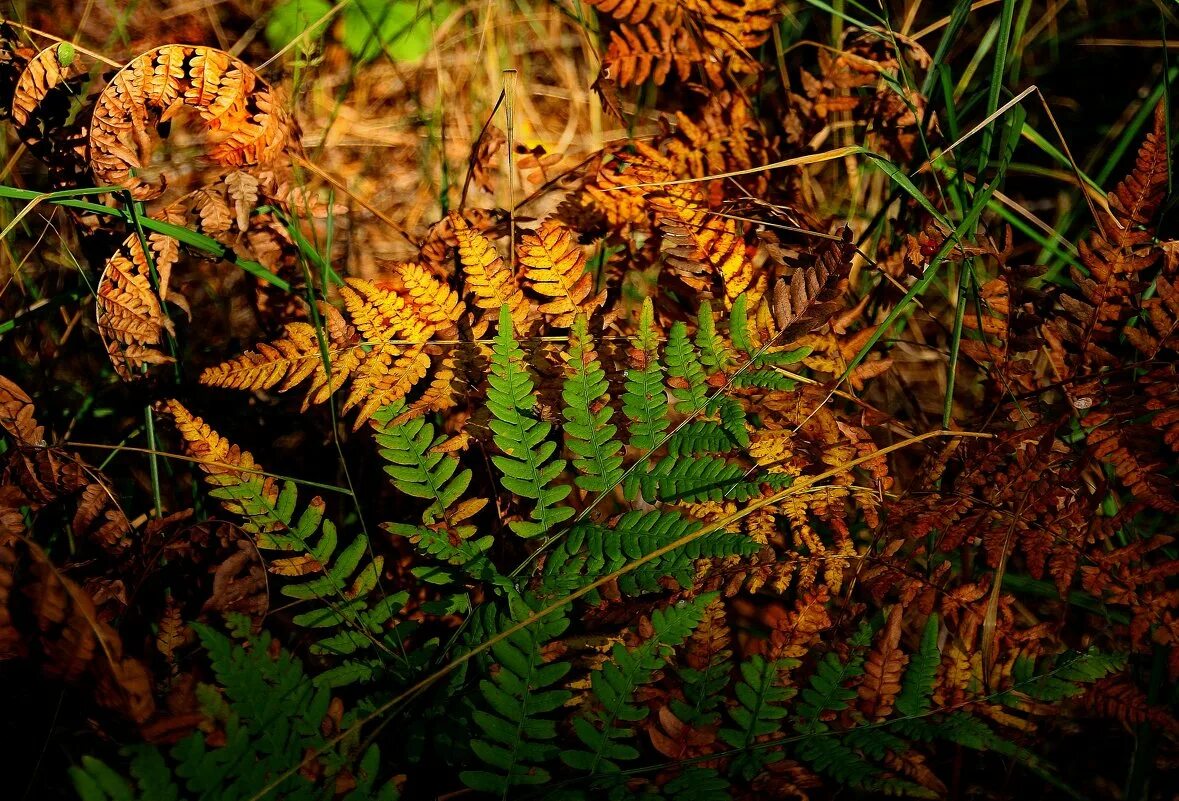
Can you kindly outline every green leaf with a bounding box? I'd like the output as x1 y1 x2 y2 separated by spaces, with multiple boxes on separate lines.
343 0 455 63
265 0 332 51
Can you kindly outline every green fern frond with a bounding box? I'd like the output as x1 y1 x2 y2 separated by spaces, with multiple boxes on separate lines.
72 617 399 801
895 614 940 717
373 402 473 525
667 421 737 457
666 321 709 414
622 298 669 451
168 402 405 688
1011 647 1126 702
728 370 800 391
461 600 572 798
794 622 879 784
625 455 793 504
562 314 625 493
562 593 716 774
729 294 756 356
541 510 758 598
695 300 733 374
719 655 800 780
488 304 574 538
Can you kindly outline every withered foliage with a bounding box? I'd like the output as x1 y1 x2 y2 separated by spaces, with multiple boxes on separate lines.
0 5 1177 801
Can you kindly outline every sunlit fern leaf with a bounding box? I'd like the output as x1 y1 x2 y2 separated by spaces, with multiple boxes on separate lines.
622 298 669 451
561 314 625 493
199 305 360 408
372 401 482 525
895 613 940 718
541 509 758 599
167 401 405 687
519 218 607 327
719 655 800 780
666 321 709 413
648 186 759 307
202 275 457 429
461 599 571 798
695 300 734 374
487 305 575 538
561 593 716 774
452 212 531 332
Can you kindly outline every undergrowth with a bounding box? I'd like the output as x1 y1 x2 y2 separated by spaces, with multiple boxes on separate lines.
1 1 1178 800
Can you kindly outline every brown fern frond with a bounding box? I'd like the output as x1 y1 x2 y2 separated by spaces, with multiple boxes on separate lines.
0 536 154 723
769 226 855 341
858 605 908 719
648 185 759 307
1050 104 1169 372
0 374 44 445
519 218 606 327
89 45 294 200
202 273 461 428
96 229 181 380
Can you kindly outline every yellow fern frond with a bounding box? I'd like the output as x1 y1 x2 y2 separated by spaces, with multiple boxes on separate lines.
648 188 761 307
449 212 531 331
518 219 606 327
343 345 433 428
372 263 463 339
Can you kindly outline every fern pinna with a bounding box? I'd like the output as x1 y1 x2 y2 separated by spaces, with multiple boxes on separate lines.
167 401 411 687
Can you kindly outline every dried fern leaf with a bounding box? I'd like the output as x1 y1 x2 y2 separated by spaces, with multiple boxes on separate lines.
88 45 293 200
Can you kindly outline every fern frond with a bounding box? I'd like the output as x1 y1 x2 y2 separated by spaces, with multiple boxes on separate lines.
487 305 574 538
461 600 571 797
373 401 481 525
167 401 405 686
695 300 734 374
666 321 709 414
625 454 792 504
561 314 625 493
519 219 606 327
622 298 669 451
452 212 530 332
719 655 800 779
541 509 758 598
562 593 715 774
895 614 940 718
201 275 457 429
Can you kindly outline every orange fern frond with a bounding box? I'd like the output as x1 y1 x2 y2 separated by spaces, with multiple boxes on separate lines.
519 218 606 327
450 212 530 331
858 605 908 720
89 45 294 200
